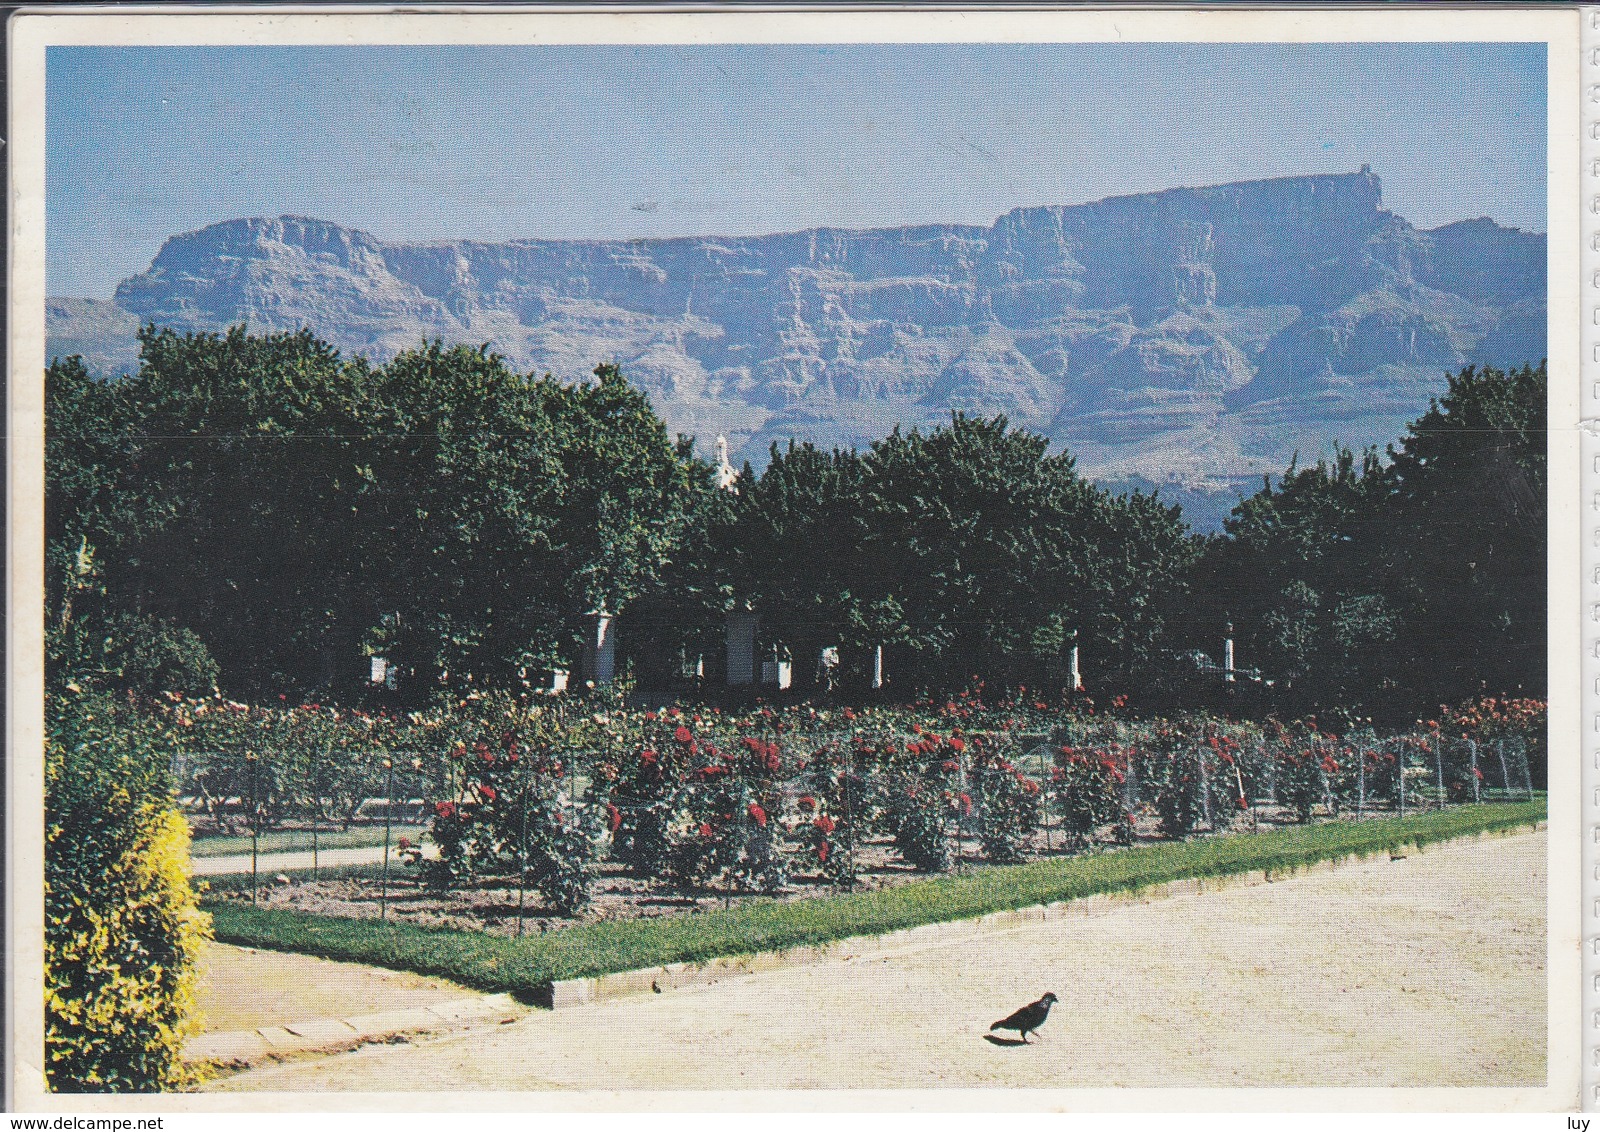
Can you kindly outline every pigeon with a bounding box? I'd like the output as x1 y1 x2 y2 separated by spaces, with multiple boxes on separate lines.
990 993 1058 1043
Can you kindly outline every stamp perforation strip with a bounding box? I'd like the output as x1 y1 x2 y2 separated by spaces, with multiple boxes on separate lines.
1582 6 1599 1109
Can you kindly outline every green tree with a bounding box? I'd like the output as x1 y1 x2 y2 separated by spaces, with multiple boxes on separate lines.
345 341 569 688
1193 445 1393 703
848 414 1193 691
45 328 698 700
1381 361 1546 705
715 441 867 688
1193 361 1547 717
535 363 700 626
48 327 362 695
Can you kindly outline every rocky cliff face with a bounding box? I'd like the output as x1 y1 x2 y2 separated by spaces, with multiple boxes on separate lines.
51 170 1545 529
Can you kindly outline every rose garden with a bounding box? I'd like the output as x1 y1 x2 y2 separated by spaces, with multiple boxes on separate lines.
165 688 1541 935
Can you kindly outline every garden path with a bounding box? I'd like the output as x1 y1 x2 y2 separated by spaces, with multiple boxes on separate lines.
186 944 523 1064
194 846 389 876
207 829 1548 1092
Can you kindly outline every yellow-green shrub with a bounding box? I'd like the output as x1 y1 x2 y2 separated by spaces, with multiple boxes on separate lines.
45 691 211 1092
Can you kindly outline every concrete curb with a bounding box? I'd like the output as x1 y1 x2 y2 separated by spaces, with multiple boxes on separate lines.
185 992 524 1065
542 820 1544 1010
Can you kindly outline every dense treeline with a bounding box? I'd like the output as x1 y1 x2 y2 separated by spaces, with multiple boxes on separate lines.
48 327 695 698
1187 362 1546 720
46 325 1546 721
633 415 1195 693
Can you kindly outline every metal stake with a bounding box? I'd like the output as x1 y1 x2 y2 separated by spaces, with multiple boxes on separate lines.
311 752 322 881
1357 741 1366 821
1433 725 1446 809
516 794 528 938
248 752 259 905
380 758 394 920
844 757 855 888
1396 739 1405 819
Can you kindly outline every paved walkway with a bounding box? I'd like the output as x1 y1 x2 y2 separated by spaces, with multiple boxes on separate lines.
193 845 396 877
209 829 1548 1092
187 944 524 1065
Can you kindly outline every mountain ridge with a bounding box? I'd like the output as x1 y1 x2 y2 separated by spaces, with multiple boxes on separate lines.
50 169 1546 529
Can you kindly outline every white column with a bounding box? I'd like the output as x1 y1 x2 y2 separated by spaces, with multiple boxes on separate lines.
1223 621 1235 683
872 644 885 689
760 646 793 690
583 609 615 684
726 606 759 685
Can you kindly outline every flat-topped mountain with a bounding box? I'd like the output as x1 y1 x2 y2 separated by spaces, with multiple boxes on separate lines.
50 170 1545 529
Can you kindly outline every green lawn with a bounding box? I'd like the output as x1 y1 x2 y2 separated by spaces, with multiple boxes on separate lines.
205 800 1544 1004
191 824 426 858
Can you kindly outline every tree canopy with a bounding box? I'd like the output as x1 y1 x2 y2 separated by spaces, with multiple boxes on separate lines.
46 326 1547 719
1188 361 1547 719
47 327 696 700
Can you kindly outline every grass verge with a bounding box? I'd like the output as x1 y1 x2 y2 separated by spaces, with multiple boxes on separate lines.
205 801 1543 1003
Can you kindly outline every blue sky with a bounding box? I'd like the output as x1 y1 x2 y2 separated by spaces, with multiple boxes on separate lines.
47 42 1547 298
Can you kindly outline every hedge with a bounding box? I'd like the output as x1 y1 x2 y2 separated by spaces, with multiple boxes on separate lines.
46 691 211 1092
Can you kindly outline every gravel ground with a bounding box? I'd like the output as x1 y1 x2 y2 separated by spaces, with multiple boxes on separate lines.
207 829 1546 1093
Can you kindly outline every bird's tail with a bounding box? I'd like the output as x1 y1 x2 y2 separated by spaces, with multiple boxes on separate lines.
988 1021 1000 1031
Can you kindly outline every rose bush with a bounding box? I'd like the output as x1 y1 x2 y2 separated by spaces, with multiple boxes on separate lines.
1052 744 1132 847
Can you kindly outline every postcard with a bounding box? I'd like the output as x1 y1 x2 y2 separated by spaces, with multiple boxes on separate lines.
5 5 1585 1116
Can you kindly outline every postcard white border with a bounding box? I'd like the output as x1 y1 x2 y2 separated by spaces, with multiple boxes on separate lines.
6 4 1584 1114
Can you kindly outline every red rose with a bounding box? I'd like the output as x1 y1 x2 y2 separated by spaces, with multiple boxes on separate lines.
798 795 817 811
605 802 622 832
698 822 713 839
397 836 412 849
748 803 768 827
434 801 456 819
948 737 965 753
675 726 694 744
817 839 830 862
958 792 973 815
479 784 497 802
814 814 836 834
